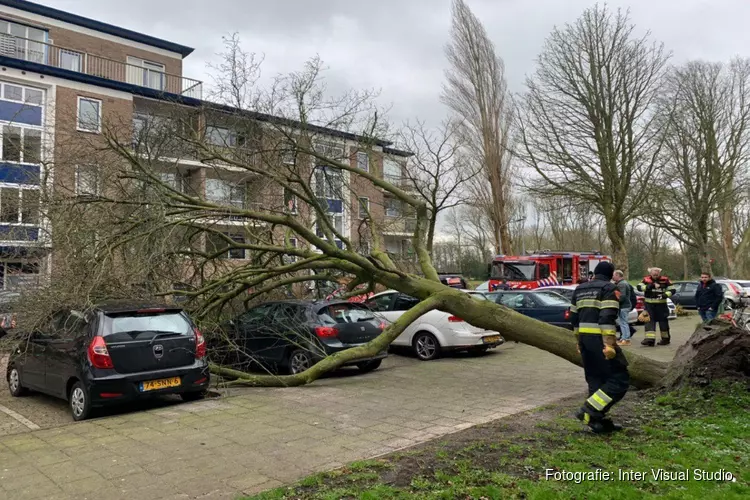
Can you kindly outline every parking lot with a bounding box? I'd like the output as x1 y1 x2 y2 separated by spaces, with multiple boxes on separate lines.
0 316 698 499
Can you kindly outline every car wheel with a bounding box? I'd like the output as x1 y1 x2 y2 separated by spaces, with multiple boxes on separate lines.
356 359 382 373
288 349 313 375
180 391 207 402
413 332 440 361
724 299 735 311
7 366 28 397
69 381 92 422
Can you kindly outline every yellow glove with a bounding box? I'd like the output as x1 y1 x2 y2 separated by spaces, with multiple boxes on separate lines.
603 345 616 360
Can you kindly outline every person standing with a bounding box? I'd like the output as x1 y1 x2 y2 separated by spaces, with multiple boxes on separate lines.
695 272 723 323
612 270 633 346
569 262 629 433
637 267 676 346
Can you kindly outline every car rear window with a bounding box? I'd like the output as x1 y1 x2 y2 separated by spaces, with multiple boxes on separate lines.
535 292 571 306
102 311 191 337
318 303 375 324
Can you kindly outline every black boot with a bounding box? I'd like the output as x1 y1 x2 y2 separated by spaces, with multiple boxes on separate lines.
601 418 623 432
575 409 608 434
658 336 670 346
641 338 655 346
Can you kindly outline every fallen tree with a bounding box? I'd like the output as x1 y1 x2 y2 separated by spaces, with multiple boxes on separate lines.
33 33 745 394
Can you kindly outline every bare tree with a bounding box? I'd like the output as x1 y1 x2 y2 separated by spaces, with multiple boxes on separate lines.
646 59 750 273
398 119 477 254
517 5 670 277
442 0 515 255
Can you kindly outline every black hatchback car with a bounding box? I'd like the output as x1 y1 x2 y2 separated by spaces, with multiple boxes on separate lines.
6 301 210 421
215 300 387 374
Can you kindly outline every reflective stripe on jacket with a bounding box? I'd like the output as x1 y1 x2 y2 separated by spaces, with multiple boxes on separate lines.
569 277 619 336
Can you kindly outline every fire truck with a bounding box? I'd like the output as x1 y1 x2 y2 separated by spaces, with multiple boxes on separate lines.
488 252 612 290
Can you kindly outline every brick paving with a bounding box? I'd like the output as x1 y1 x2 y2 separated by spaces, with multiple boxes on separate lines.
0 316 698 499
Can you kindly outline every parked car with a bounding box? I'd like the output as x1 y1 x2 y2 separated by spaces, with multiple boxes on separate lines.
485 290 574 330
732 280 750 298
672 280 743 310
216 300 387 375
365 290 504 360
438 274 468 289
716 279 747 308
6 301 210 421
538 285 577 301
0 291 20 339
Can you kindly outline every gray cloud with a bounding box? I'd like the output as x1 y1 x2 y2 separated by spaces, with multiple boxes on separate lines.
41 0 750 127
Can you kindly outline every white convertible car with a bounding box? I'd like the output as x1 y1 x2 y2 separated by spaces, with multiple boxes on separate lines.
365 290 504 360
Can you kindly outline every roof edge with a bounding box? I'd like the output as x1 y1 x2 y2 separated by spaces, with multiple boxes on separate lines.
0 0 194 57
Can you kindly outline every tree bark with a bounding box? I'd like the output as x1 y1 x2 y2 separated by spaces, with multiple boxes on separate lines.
721 208 736 277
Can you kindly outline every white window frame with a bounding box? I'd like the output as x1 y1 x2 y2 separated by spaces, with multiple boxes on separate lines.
0 185 40 226
356 151 369 171
283 187 298 214
0 20 48 64
75 165 99 196
385 197 401 218
314 166 343 201
0 125 42 165
77 97 102 134
358 197 369 219
384 158 402 185
126 56 166 91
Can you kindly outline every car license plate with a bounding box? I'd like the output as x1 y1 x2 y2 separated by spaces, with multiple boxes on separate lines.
482 335 501 344
140 377 181 392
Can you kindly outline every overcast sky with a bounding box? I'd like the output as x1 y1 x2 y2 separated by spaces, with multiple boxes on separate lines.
39 0 750 128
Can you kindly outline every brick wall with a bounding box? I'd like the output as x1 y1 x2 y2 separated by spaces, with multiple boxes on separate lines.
0 11 183 82
348 147 386 247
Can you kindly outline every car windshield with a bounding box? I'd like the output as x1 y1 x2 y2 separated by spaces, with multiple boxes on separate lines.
467 292 488 301
735 281 750 288
102 312 191 337
486 292 527 308
534 292 571 306
318 303 375 324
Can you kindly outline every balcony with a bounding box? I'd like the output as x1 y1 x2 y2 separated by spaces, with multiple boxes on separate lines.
383 217 417 236
0 34 202 99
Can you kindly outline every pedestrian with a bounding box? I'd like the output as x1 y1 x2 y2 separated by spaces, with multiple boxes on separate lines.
637 267 676 346
569 262 628 434
612 270 633 346
695 271 723 323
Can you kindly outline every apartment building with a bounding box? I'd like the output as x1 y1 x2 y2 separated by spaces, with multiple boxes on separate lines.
0 0 415 290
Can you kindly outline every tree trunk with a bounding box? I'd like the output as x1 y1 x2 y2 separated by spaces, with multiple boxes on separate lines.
683 251 689 280
720 208 736 276
607 221 629 278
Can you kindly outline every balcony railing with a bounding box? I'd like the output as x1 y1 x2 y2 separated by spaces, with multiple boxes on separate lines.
383 217 417 235
0 34 203 99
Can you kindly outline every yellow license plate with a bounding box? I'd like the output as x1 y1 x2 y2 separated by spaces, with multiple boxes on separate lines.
141 377 181 392
483 335 501 344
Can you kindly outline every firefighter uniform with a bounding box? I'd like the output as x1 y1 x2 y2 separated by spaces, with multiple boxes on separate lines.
637 273 676 346
569 262 629 433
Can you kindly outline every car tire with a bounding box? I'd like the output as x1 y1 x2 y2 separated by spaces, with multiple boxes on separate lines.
7 366 28 397
356 359 382 373
288 349 314 375
180 390 207 402
69 381 92 422
413 332 441 361
724 299 735 311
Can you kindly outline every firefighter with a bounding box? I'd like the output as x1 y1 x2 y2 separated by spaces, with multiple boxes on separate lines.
569 262 629 434
637 267 676 346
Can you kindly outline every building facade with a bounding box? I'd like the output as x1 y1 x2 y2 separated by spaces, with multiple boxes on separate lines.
0 0 414 290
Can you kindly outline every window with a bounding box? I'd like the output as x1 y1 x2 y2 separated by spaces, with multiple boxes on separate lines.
358 197 369 219
0 187 38 225
2 125 21 162
126 56 165 90
206 126 238 147
356 151 369 171
207 232 245 259
539 264 551 280
367 293 394 312
384 158 402 184
314 167 343 200
683 282 699 295
77 97 101 133
76 165 99 196
393 294 420 312
205 178 245 209
159 172 183 192
3 84 22 102
284 188 298 214
358 240 370 255
24 88 43 105
0 21 47 64
385 197 400 217
59 49 82 72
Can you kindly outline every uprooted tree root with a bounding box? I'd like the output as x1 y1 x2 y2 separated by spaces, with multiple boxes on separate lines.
663 320 750 388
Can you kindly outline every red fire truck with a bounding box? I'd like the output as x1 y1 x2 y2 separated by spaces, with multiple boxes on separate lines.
488 252 612 290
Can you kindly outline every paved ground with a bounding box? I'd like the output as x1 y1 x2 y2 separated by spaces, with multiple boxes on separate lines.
0 316 698 499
